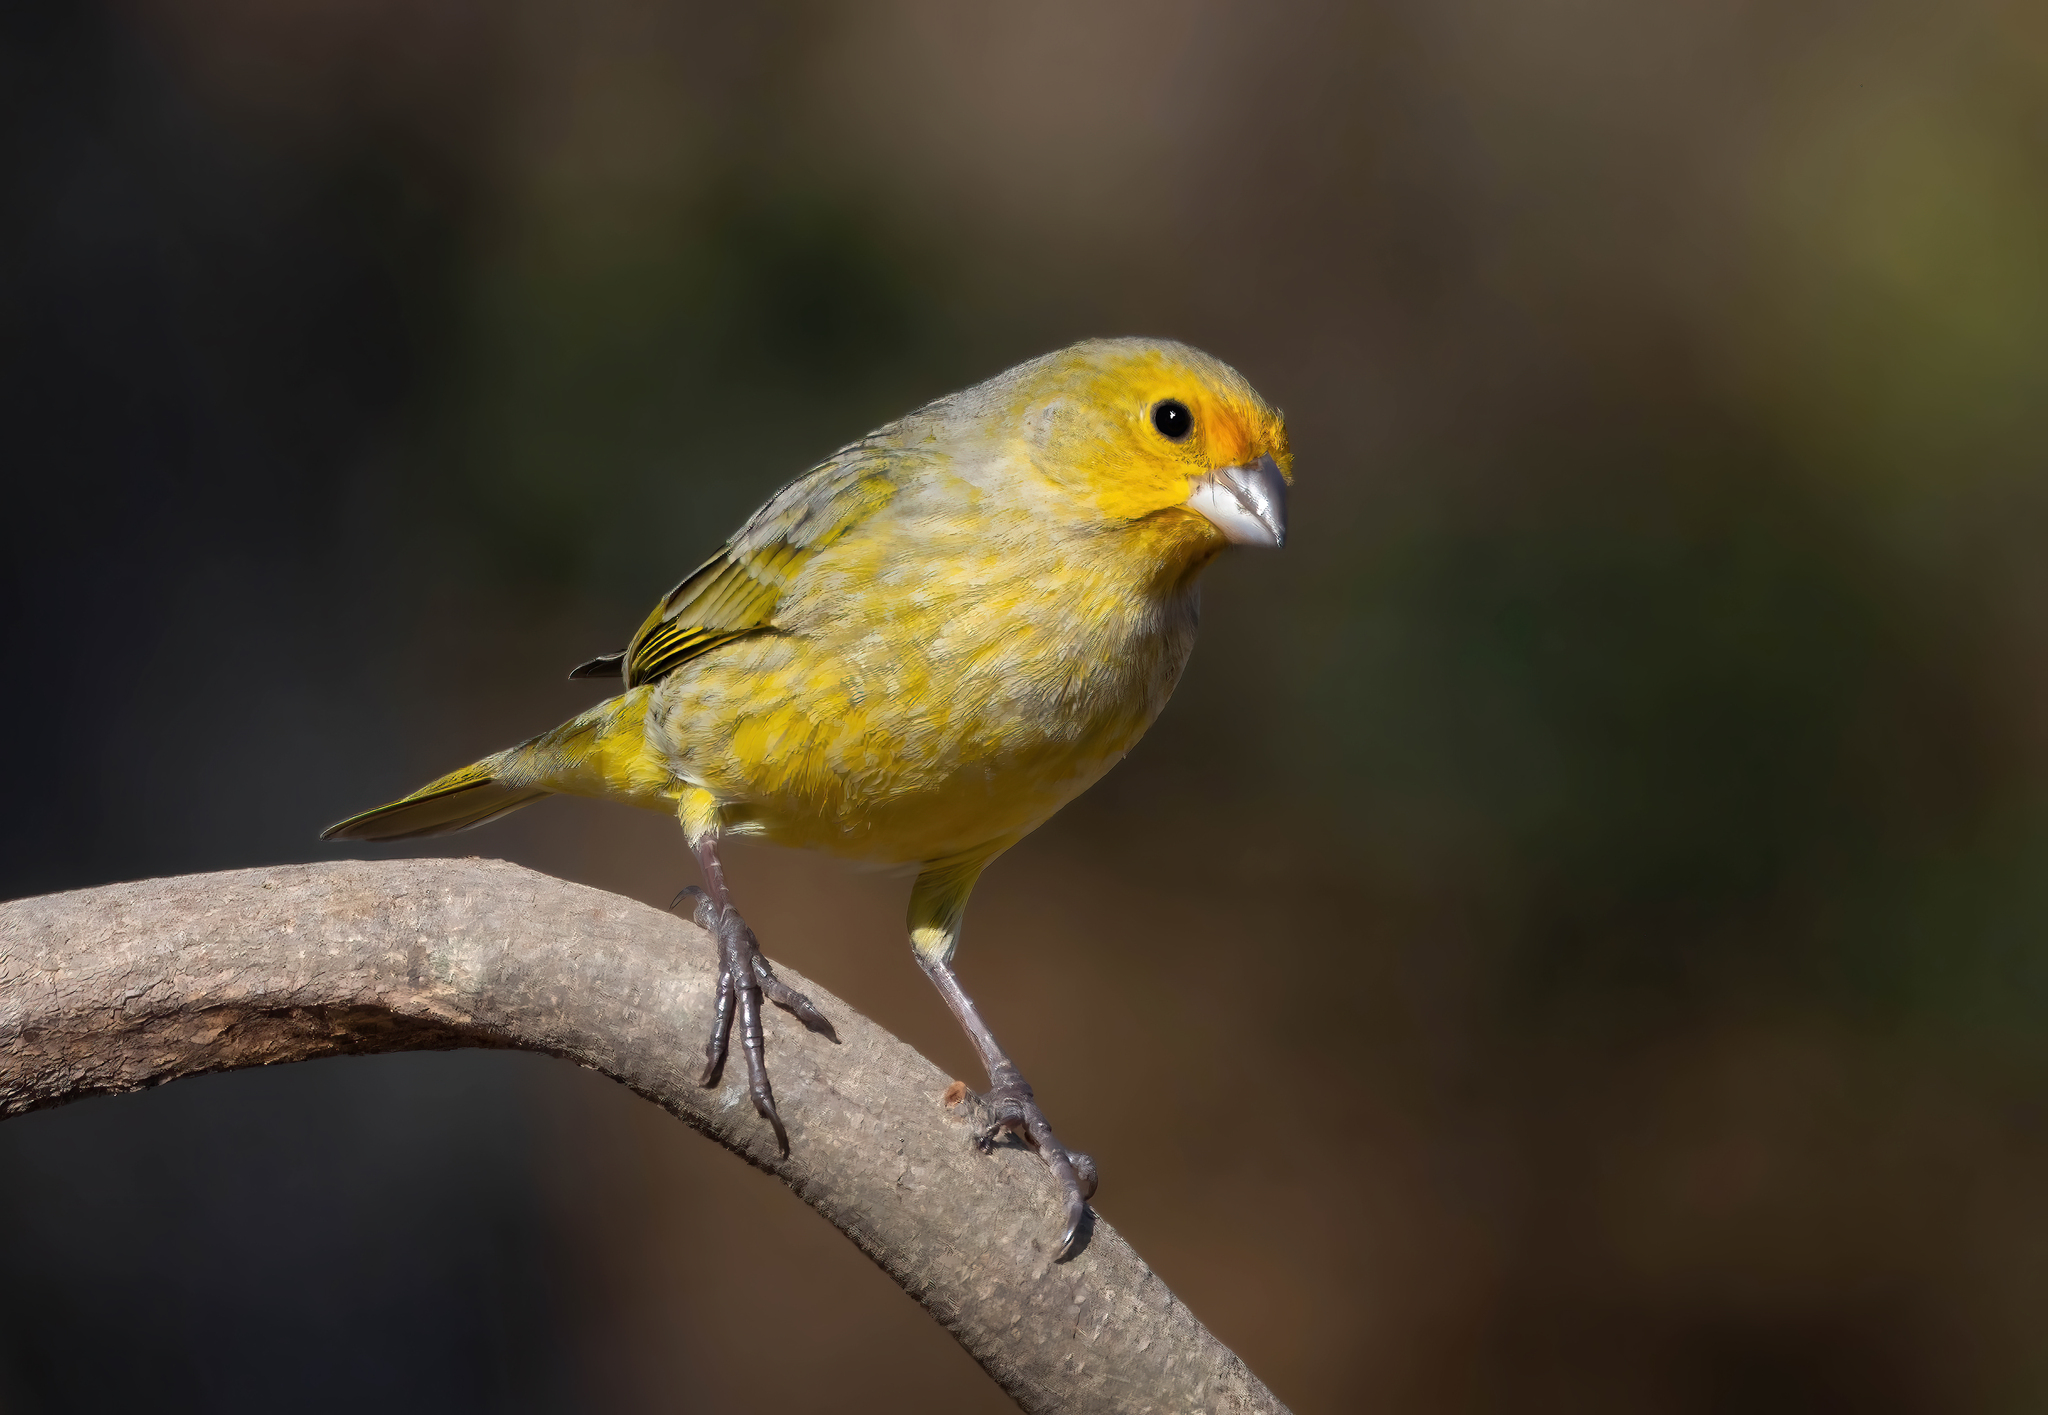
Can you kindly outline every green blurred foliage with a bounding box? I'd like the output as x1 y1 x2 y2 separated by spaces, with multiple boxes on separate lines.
446 177 945 592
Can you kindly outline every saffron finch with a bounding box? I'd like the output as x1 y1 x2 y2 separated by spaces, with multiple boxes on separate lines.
326 337 1292 1256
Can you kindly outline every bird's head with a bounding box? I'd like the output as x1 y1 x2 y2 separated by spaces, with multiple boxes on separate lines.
993 337 1292 551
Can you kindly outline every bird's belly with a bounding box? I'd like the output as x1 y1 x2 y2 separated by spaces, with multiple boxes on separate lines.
649 604 1195 864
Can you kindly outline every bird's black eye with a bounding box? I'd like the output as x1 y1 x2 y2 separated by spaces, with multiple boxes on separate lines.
1151 399 1193 441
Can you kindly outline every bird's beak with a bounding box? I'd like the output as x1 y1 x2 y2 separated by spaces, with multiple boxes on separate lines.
1186 454 1288 548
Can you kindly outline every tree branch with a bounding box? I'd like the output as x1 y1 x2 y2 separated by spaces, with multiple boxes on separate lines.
0 859 1288 1415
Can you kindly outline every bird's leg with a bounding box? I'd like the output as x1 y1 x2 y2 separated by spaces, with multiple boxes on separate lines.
672 808 834 1157
919 952 1099 1257
686 837 783 1153
910 854 1096 1260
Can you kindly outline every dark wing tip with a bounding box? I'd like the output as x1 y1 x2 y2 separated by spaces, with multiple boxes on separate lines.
569 651 626 680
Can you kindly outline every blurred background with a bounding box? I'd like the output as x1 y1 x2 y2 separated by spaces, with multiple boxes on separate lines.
4 0 2048 1409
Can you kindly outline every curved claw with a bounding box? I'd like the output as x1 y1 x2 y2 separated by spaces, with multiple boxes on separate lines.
1056 1192 1091 1262
751 953 839 1042
965 1072 1096 1260
1054 1147 1097 1258
754 1092 790 1155
1036 1140 1092 1262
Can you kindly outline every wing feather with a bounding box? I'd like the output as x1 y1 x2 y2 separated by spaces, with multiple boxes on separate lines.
615 441 911 688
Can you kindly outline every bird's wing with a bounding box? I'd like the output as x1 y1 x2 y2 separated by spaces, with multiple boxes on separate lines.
611 440 910 688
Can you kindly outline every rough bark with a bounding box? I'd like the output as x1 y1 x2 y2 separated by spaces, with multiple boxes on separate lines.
0 859 1288 1415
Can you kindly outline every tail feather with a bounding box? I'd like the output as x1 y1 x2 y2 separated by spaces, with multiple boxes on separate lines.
322 752 552 841
323 689 653 843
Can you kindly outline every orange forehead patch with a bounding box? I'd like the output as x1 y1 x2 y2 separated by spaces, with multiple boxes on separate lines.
1194 394 1255 469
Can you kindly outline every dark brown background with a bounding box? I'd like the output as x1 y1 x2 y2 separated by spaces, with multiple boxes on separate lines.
5 1 2048 1410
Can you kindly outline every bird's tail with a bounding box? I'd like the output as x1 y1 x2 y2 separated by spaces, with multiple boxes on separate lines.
323 690 653 843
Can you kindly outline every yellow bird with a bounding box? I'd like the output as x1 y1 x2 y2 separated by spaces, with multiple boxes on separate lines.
325 337 1291 1256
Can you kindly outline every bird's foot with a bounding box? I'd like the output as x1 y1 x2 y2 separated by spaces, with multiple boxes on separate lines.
950 1063 1098 1260
671 886 837 1157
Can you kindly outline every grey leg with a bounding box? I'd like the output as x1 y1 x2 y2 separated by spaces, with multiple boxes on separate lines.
673 837 835 1157
919 951 1099 1260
